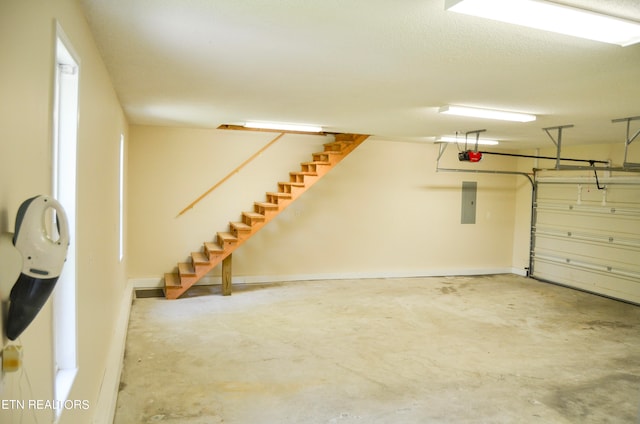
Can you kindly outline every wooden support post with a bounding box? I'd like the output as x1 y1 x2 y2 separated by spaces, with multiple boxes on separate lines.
222 254 232 296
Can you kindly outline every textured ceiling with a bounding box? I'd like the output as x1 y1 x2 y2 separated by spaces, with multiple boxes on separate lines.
79 0 640 148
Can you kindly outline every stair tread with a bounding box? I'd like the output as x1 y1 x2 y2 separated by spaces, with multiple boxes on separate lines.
313 151 342 156
301 161 330 166
279 181 305 187
243 212 266 220
266 191 292 198
164 273 182 288
335 133 358 141
255 201 279 208
178 262 196 276
204 242 224 253
217 232 238 241
191 252 209 264
324 141 347 149
231 221 252 230
290 171 318 176
191 251 209 264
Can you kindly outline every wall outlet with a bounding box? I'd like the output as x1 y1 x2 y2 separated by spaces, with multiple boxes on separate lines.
2 345 22 373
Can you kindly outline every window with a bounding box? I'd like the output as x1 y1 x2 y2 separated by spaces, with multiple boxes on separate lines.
52 24 79 418
119 134 125 262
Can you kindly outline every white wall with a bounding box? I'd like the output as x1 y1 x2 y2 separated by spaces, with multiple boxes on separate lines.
128 127 522 285
0 1 129 423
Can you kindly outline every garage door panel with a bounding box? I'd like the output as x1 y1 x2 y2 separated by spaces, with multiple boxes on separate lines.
536 184 581 201
534 225 640 247
534 235 640 270
537 182 640 205
532 176 640 304
535 205 640 226
532 259 640 304
601 186 640 206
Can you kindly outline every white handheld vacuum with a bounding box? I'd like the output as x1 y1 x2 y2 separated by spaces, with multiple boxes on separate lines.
5 195 69 340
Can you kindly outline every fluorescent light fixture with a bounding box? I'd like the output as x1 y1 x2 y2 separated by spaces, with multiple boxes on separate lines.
244 122 323 133
445 0 640 47
439 105 536 122
436 136 499 146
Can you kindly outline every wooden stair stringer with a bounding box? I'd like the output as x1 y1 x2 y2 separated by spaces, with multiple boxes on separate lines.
164 133 368 299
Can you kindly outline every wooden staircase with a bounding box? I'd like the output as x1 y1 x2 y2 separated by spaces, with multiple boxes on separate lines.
164 133 369 299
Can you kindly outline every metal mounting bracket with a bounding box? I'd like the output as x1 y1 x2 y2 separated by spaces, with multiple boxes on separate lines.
542 125 574 170
464 129 486 152
612 116 640 168
436 129 486 161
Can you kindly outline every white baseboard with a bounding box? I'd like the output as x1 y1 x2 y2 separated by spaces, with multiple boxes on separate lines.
510 267 529 277
130 267 521 289
92 280 134 424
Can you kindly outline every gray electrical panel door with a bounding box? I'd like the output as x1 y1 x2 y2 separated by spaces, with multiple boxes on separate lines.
531 176 640 304
461 181 477 224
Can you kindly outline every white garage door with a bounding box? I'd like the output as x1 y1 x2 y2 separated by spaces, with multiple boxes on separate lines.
531 175 640 304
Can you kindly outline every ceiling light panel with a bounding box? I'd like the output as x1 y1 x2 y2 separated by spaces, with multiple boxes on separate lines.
445 0 640 47
436 136 499 145
439 105 536 122
244 122 323 133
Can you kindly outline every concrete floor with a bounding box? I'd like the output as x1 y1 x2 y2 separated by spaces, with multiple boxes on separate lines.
114 274 640 423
